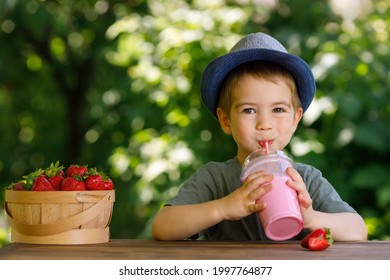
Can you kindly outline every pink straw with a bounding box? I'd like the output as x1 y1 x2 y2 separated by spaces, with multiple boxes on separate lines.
258 140 270 156
264 141 269 156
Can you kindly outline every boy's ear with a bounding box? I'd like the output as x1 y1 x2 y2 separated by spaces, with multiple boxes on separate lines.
216 107 232 135
292 107 303 132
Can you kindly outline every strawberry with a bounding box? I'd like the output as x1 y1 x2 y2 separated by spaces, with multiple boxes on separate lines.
301 227 333 251
22 168 45 190
85 168 114 190
308 237 331 251
85 174 104 190
32 176 56 191
66 164 88 178
44 161 65 190
10 181 28 191
102 178 114 190
61 177 86 191
48 174 64 190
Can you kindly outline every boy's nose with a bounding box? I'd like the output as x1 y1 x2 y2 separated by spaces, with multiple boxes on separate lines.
256 115 272 131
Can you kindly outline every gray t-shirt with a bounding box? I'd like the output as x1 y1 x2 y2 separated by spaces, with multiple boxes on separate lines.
167 157 356 240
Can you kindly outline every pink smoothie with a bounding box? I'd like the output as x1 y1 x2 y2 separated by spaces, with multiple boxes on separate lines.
240 150 303 240
256 175 303 240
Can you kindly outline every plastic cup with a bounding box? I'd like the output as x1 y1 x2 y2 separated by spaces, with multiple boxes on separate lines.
240 150 303 240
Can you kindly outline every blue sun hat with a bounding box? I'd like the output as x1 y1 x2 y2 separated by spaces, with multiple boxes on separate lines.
200 32 316 119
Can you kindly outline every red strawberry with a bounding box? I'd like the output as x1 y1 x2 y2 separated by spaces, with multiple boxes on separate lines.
11 181 28 191
301 227 333 251
48 174 64 190
103 178 114 190
32 176 56 191
85 174 104 190
44 161 65 190
66 164 88 178
22 168 45 190
308 237 331 251
61 177 86 191
85 168 114 190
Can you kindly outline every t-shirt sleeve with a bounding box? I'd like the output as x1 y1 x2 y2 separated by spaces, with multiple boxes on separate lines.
167 160 241 206
167 164 217 206
295 163 356 213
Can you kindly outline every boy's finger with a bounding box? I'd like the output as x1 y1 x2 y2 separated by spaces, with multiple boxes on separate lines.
286 167 303 183
250 182 272 200
249 201 266 213
244 173 273 189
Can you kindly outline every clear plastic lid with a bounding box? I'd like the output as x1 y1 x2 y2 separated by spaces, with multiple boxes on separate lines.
241 149 292 181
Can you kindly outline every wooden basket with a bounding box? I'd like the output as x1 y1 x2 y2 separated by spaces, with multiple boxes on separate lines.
4 189 115 245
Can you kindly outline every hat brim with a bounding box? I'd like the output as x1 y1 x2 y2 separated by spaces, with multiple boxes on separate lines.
200 48 316 119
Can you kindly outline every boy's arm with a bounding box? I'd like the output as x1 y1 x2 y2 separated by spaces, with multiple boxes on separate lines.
286 167 367 241
304 211 367 241
151 201 224 241
152 171 274 240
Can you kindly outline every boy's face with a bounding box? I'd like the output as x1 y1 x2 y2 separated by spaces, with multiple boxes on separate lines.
217 75 303 163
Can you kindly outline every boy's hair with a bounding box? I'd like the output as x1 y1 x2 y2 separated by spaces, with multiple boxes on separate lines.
218 61 301 117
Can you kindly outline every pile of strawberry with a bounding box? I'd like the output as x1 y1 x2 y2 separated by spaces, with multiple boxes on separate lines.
7 161 114 191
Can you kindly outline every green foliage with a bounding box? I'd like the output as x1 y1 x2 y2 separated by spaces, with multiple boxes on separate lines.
0 0 389 246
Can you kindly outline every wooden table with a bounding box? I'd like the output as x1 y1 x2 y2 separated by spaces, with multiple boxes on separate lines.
0 239 389 260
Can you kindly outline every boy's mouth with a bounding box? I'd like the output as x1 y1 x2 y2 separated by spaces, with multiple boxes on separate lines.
258 140 272 148
258 140 272 155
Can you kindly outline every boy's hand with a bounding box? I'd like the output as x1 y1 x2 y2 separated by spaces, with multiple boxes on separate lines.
218 171 273 221
285 167 315 220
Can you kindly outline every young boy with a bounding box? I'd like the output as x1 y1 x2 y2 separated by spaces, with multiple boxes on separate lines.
152 32 367 241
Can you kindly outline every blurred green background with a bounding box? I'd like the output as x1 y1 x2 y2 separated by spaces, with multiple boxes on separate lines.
0 0 389 247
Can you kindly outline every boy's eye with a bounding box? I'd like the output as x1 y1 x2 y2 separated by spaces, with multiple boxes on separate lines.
242 108 256 114
273 107 286 113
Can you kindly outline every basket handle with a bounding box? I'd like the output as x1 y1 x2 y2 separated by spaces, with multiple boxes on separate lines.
5 191 114 236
